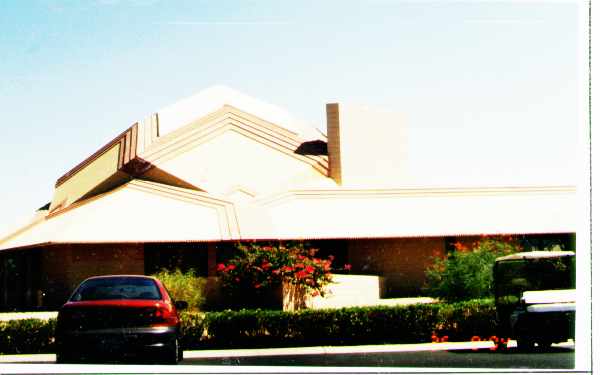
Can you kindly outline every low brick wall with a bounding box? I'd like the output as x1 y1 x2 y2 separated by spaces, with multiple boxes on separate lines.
0 311 58 322
347 237 446 297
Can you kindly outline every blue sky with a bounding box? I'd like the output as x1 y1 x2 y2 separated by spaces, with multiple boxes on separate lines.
0 0 587 235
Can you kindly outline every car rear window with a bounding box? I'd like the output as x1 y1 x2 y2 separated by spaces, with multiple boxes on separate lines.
70 277 162 301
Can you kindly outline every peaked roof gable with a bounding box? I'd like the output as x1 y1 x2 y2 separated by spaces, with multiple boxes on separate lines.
157 85 325 141
141 105 328 174
49 99 329 215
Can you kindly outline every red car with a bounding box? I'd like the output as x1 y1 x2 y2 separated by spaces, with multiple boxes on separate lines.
55 275 187 364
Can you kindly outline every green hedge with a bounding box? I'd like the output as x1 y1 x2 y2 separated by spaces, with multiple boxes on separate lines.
0 299 497 355
435 299 499 341
0 318 56 355
186 299 496 349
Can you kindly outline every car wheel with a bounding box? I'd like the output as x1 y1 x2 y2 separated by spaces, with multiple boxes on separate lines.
178 339 184 362
56 351 76 364
159 338 179 365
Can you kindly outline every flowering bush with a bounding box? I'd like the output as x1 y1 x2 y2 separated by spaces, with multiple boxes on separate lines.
217 242 347 307
424 237 521 302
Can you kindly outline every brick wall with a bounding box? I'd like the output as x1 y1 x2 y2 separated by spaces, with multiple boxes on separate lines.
347 237 445 297
40 244 144 308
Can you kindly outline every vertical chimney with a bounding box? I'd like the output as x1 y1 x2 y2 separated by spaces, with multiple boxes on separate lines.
325 102 406 187
326 103 343 185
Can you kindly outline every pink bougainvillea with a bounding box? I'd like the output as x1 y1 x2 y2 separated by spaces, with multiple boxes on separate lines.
217 242 350 298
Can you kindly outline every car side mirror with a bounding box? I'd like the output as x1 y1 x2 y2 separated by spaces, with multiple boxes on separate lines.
175 301 188 310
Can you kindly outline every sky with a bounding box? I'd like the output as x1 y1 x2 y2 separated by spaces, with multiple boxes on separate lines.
0 0 587 236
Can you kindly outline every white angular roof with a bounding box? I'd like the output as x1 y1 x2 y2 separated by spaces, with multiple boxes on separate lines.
0 87 578 251
157 85 325 141
0 180 577 251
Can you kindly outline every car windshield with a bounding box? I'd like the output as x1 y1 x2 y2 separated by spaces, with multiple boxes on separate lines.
70 277 161 301
494 256 575 306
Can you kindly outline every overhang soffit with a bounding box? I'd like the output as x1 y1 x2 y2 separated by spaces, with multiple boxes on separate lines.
256 185 577 207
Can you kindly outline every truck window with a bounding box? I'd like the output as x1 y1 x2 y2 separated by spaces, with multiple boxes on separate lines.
495 256 575 306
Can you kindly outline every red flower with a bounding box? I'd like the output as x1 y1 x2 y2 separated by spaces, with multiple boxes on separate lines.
305 265 315 273
295 270 308 279
454 242 468 252
226 264 237 271
261 262 272 270
254 283 262 289
217 263 226 272
344 264 352 271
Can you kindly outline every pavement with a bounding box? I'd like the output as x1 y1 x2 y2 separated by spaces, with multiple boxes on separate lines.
0 341 578 374
0 340 513 363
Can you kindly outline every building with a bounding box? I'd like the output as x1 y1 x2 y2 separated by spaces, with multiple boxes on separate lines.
0 86 576 311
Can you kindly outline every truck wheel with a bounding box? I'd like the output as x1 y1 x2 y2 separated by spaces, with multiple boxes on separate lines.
537 339 552 351
517 337 534 352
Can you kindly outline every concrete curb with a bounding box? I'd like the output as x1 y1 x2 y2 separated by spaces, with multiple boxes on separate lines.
0 341 575 364
182 341 501 359
0 341 500 363
0 312 58 321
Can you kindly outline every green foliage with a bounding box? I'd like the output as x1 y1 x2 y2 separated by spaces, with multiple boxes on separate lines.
152 268 206 311
179 311 207 350
0 300 498 354
435 298 498 341
425 238 520 302
180 299 497 349
0 318 56 355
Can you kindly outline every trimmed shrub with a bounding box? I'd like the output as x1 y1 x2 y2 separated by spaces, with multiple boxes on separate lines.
179 311 207 350
435 298 498 341
0 300 498 354
152 268 206 311
180 299 497 349
0 318 56 355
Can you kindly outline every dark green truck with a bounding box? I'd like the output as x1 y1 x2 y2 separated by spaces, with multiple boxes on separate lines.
493 251 575 351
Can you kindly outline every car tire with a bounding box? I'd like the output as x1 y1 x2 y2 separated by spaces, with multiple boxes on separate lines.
178 339 184 362
159 338 179 365
56 351 77 364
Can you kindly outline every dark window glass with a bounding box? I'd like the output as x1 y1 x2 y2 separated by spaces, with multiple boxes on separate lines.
495 256 575 306
70 277 161 301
